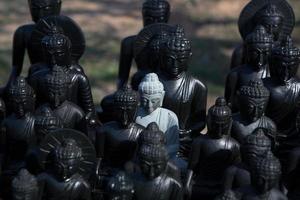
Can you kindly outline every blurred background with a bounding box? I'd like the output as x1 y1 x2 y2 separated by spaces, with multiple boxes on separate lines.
0 0 299 108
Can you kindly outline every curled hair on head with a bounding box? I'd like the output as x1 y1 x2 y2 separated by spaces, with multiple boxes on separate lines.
138 122 166 146
245 25 273 45
114 85 139 107
238 79 270 99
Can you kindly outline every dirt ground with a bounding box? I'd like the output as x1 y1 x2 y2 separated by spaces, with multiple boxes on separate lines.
0 0 299 108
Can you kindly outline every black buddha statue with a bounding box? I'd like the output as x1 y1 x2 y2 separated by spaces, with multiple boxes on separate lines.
225 25 273 112
96 86 144 169
232 80 276 144
231 1 295 68
117 0 170 89
158 32 207 162
185 97 240 200
27 26 95 116
38 131 95 200
263 36 300 158
106 171 135 200
11 169 39 200
3 0 62 94
1 77 36 171
132 144 183 200
36 64 86 132
237 152 287 200
223 128 272 191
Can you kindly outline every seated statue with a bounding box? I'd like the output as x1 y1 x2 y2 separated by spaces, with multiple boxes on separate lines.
230 1 294 69
106 171 135 200
135 73 179 159
3 0 61 93
132 144 183 200
237 152 287 200
185 97 240 200
117 0 170 89
158 30 207 162
27 26 95 116
38 138 92 200
225 25 273 112
95 86 144 169
263 36 300 160
35 64 86 132
11 169 39 200
223 128 272 191
1 77 36 171
232 79 276 144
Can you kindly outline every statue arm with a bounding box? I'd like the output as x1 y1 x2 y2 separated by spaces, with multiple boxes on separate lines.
77 73 95 115
170 180 184 200
166 116 180 158
117 36 135 89
189 81 207 134
224 70 238 109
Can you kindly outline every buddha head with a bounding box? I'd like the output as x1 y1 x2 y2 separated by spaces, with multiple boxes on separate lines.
28 0 61 23
270 36 300 83
8 77 36 118
251 152 281 193
107 171 135 200
114 85 139 128
237 79 270 122
207 97 232 138
241 128 272 167
12 169 39 200
138 144 168 180
138 73 165 114
214 190 239 200
41 25 72 67
255 4 284 41
161 33 192 79
45 65 71 108
142 0 170 26
53 139 82 180
245 25 273 70
138 122 166 147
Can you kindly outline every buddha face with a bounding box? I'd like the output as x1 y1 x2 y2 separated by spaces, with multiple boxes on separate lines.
140 156 167 180
252 174 277 193
207 115 232 138
142 5 170 27
28 0 61 23
163 51 189 78
10 96 35 118
247 43 272 70
141 93 164 114
260 16 283 41
116 104 138 127
47 86 68 108
271 55 299 83
54 157 79 180
242 145 270 166
239 97 268 122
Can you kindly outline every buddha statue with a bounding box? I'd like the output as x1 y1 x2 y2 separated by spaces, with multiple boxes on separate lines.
11 169 39 200
2 0 61 95
135 73 179 159
158 32 207 162
106 171 135 200
263 36 300 158
1 77 36 172
225 25 273 112
36 64 86 132
223 128 272 191
185 97 240 200
232 79 276 144
117 0 170 89
95 86 144 169
132 144 183 200
237 153 287 200
231 1 294 68
214 190 239 200
38 138 92 200
27 27 95 116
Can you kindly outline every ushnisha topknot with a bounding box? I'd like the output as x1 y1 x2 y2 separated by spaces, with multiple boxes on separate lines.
41 25 71 52
208 97 231 122
114 85 139 107
245 25 273 44
138 122 166 146
256 4 284 21
142 0 170 15
238 79 270 99
165 33 191 58
138 73 164 95
54 139 82 160
272 36 300 57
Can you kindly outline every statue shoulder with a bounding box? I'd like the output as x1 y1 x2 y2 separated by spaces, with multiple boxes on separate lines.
121 35 137 47
14 24 34 36
28 63 49 77
69 63 84 73
160 108 179 124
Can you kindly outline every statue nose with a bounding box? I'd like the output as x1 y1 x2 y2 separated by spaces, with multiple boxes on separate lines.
149 166 155 177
